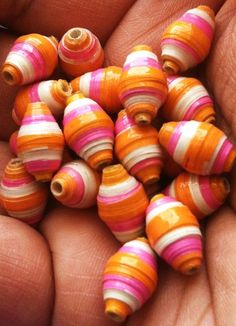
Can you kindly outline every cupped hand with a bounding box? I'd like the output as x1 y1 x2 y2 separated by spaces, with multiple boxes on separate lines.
1 1 236 325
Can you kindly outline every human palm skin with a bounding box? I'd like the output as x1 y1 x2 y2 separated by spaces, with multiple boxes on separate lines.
0 0 236 325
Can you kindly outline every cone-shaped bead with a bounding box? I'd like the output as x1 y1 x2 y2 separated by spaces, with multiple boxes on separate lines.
161 6 215 74
97 164 149 243
17 102 65 182
103 237 158 322
0 158 48 224
146 194 203 274
115 110 164 184
9 130 19 156
118 45 168 125
159 121 236 175
2 33 58 86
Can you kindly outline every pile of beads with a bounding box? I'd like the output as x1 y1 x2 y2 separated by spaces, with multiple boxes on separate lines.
1 4 236 323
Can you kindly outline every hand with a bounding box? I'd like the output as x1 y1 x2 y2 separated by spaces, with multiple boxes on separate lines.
0 0 236 325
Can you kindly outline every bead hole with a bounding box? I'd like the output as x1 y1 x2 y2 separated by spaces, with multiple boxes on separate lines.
3 71 14 83
106 311 124 323
9 158 22 167
51 181 63 195
69 29 82 40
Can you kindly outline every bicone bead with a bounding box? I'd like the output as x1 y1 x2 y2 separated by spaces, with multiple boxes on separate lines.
58 27 104 77
12 79 72 125
103 237 158 322
2 33 58 86
63 92 114 171
161 6 215 74
163 172 230 219
0 158 48 224
115 110 164 184
146 194 203 274
51 160 100 208
97 164 149 243
70 66 122 113
9 130 19 156
161 76 215 123
17 102 65 182
118 45 168 125
158 121 236 175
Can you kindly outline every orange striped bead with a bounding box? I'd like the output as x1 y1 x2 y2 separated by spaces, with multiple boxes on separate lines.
9 130 19 156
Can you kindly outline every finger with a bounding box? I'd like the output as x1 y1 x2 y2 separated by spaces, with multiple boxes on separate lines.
0 141 13 214
40 206 121 326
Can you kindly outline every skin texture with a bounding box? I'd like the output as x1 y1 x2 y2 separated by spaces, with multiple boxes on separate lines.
0 0 236 325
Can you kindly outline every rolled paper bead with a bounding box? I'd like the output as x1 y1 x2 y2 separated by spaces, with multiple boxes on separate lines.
2 33 58 86
146 194 203 274
63 92 114 171
58 27 104 77
97 164 149 243
12 79 72 125
161 6 215 74
17 102 65 182
162 150 183 179
115 110 164 184
0 158 48 224
51 160 100 208
103 237 158 322
118 45 168 125
70 66 122 113
158 121 236 175
163 172 230 219
9 130 19 156
161 76 215 123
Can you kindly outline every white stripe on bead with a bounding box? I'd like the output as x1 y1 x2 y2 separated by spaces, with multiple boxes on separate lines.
99 176 138 197
146 201 184 224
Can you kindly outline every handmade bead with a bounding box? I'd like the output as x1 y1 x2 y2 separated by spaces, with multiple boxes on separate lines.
17 102 64 182
163 172 230 219
161 76 215 123
9 130 19 156
118 45 167 125
0 158 48 224
103 237 158 322
63 92 114 170
12 80 72 125
115 110 164 184
146 194 202 274
158 121 236 175
70 66 122 113
161 6 215 74
58 27 104 77
97 164 149 243
2 33 58 86
51 160 100 208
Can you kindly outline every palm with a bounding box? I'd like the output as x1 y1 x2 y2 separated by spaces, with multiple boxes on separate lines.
0 0 236 325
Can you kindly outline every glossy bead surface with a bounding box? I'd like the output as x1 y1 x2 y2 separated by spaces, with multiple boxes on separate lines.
115 110 164 184
58 27 104 77
12 79 72 125
161 76 215 123
97 164 149 243
63 92 114 171
161 6 215 74
118 45 167 125
103 237 158 322
0 158 48 224
9 130 19 156
159 121 236 175
146 194 202 274
2 33 58 86
17 102 64 182
70 66 122 113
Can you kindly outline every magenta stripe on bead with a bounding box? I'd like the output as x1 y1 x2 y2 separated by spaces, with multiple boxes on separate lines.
25 159 61 172
167 76 178 85
123 58 161 71
22 115 55 125
97 183 141 204
199 177 221 210
161 38 200 62
181 13 214 39
211 139 234 174
29 83 41 102
120 246 157 270
115 115 136 135
60 36 97 62
90 69 103 101
108 213 145 232
146 196 178 214
2 177 32 187
182 96 213 120
63 104 101 125
60 167 85 204
167 121 186 156
130 157 162 175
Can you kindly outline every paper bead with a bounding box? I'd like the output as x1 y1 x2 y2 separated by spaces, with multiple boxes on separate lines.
97 164 149 243
9 130 19 156
51 160 100 208
2 33 58 86
70 66 122 113
17 102 64 182
12 80 72 125
161 76 215 123
63 92 114 170
115 110 164 184
161 6 215 74
118 45 167 125
163 172 230 219
0 158 48 224
146 194 202 274
58 27 104 77
162 150 183 179
103 237 158 322
158 121 236 175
